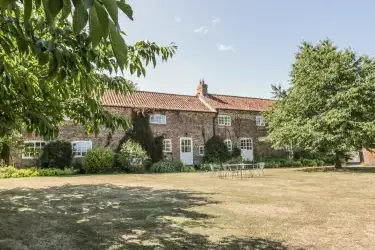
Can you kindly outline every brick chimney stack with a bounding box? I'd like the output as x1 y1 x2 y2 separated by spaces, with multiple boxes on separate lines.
196 79 208 96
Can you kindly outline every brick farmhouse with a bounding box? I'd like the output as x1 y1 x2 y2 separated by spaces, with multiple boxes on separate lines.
14 80 284 167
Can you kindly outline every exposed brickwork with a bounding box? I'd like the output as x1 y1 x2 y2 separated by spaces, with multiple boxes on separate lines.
214 110 284 159
363 150 375 165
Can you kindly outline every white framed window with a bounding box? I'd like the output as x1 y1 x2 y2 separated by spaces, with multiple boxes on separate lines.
218 115 231 126
240 138 253 150
224 139 232 151
22 141 46 159
71 141 92 157
163 139 172 153
258 137 267 142
150 114 167 124
256 116 266 126
198 145 205 156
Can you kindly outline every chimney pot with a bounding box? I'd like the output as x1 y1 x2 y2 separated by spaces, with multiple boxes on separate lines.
196 79 208 96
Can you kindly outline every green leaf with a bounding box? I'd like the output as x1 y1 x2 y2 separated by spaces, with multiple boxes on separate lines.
0 0 11 8
102 0 118 25
94 1 109 38
48 0 63 19
109 21 127 71
89 5 102 47
24 0 32 22
38 52 50 65
35 0 41 9
73 3 88 34
61 0 72 20
16 38 28 53
117 0 133 21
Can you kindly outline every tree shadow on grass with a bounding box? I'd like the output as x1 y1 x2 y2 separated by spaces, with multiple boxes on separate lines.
0 184 302 250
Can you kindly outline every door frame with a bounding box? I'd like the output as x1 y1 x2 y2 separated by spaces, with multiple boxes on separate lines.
239 137 254 161
179 137 194 165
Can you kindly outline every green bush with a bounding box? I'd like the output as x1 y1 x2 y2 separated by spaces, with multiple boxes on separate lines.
37 168 74 176
260 156 327 168
225 156 243 164
150 159 184 173
203 136 231 163
181 165 196 172
199 163 213 172
72 157 85 174
117 140 149 173
84 147 114 174
231 147 241 158
38 141 73 169
0 166 75 178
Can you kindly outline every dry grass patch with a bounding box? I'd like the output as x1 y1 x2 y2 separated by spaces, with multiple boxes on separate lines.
1 168 375 249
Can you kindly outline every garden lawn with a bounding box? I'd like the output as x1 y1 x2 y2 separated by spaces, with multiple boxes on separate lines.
1 168 375 249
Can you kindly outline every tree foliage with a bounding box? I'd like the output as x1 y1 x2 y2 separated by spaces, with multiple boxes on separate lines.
264 40 375 168
203 136 230 163
0 1 177 139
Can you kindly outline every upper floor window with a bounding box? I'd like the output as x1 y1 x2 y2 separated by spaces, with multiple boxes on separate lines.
72 141 92 157
163 139 172 153
218 115 231 126
224 139 232 151
198 145 205 156
150 114 167 124
22 141 46 159
256 116 266 126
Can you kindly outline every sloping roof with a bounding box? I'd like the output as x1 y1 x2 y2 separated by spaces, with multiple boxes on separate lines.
201 94 274 112
102 91 215 112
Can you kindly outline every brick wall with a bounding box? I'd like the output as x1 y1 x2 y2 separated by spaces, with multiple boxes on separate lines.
214 110 284 160
12 107 280 167
363 150 375 165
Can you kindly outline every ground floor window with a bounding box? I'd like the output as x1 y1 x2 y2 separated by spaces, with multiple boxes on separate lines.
198 145 205 156
71 141 92 157
224 139 232 151
22 141 46 159
163 139 172 153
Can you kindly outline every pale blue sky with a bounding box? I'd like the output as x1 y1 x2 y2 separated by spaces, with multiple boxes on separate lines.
121 0 375 98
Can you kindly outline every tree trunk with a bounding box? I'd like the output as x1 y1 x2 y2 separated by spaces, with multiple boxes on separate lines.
334 151 342 169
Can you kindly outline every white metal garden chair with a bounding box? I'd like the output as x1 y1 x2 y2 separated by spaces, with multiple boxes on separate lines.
255 162 265 177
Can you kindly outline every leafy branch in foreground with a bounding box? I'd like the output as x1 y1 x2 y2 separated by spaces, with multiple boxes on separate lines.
0 0 177 139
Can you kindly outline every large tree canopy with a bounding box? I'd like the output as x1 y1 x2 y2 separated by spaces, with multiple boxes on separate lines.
264 40 375 168
0 0 177 139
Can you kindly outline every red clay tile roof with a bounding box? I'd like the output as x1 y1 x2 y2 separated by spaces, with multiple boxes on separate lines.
202 94 274 112
102 91 215 112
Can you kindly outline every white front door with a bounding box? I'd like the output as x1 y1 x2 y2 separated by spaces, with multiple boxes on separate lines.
180 137 193 165
240 138 253 161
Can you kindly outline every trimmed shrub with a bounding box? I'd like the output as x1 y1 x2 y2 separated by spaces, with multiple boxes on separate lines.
231 147 241 158
225 156 243 164
198 163 212 172
181 165 196 172
118 140 149 173
84 147 114 173
151 135 164 163
150 159 184 173
203 136 231 163
72 157 85 174
38 141 72 169
0 166 75 178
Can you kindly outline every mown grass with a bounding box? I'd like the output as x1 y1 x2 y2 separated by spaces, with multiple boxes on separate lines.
1 167 375 249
